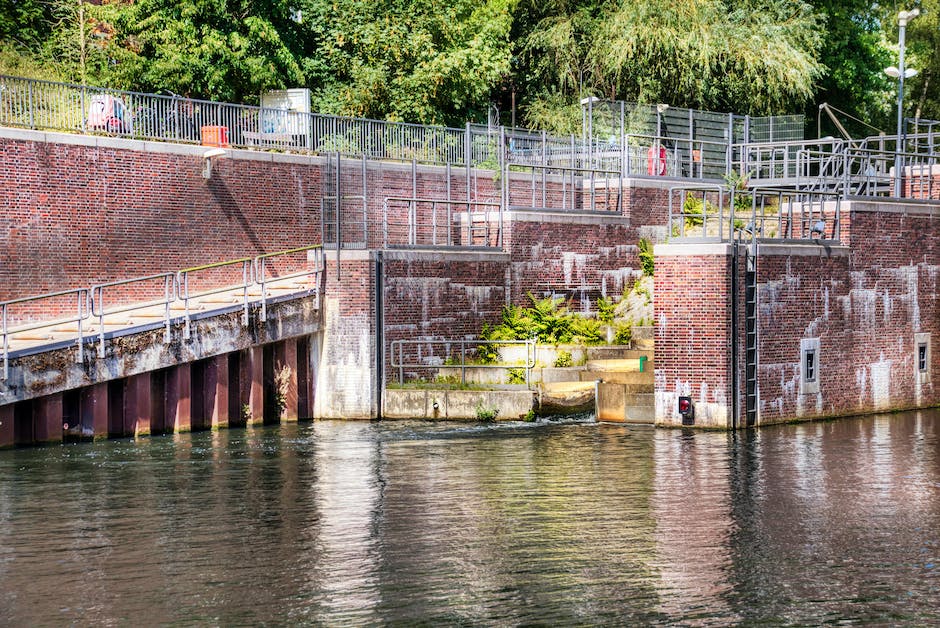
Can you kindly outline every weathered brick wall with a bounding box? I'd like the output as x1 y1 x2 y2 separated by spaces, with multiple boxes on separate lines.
381 250 509 383
653 244 734 428
504 213 642 310
756 207 939 423
315 254 377 418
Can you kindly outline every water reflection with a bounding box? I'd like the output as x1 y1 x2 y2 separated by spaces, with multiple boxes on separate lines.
0 411 938 624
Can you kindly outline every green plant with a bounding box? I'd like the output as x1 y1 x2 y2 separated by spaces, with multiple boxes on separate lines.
597 296 616 324
522 409 536 422
613 321 633 346
475 403 498 422
554 350 573 368
570 316 604 345
637 238 655 277
240 404 252 423
507 367 527 385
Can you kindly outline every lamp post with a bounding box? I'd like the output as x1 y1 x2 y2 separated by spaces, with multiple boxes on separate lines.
885 8 920 197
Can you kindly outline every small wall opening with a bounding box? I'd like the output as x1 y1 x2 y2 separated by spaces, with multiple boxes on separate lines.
800 337 821 395
915 333 931 384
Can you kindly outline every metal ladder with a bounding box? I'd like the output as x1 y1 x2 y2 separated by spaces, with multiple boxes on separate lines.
743 242 759 427
320 153 368 250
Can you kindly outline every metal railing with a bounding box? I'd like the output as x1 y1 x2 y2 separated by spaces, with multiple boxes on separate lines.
0 74 495 166
667 184 844 242
254 245 325 322
389 339 537 388
178 257 254 338
504 162 623 212
90 273 176 357
0 245 326 376
382 198 501 248
1 288 90 379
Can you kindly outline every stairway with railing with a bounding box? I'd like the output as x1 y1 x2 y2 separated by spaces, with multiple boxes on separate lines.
1 245 324 380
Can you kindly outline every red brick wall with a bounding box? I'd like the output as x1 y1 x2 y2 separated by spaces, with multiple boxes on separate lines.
381 251 509 382
756 209 939 423
0 137 322 303
654 246 734 428
504 216 641 309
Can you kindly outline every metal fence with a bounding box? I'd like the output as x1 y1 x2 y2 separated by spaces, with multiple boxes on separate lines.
0 74 494 166
667 184 843 242
389 339 537 388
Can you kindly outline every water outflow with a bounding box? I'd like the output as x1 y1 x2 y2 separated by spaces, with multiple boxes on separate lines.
0 412 938 624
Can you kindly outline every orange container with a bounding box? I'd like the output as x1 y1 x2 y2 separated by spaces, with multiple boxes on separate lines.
200 125 229 147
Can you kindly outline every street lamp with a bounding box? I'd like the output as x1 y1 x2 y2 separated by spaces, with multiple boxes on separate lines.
885 8 920 197
581 96 600 165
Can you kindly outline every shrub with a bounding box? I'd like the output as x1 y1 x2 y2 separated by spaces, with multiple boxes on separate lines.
554 350 573 368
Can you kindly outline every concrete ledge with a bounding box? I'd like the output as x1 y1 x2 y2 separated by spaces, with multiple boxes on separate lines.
755 242 851 258
505 210 631 226
655 242 733 256
383 389 536 420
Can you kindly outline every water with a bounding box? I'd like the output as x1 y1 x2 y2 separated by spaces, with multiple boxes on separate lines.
1 411 939 625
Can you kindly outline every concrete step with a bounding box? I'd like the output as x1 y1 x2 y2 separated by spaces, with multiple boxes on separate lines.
580 369 653 385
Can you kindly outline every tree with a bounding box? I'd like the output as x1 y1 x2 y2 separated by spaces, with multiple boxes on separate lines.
304 0 516 125
103 0 308 102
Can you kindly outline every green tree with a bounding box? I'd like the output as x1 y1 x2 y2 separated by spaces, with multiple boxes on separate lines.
305 0 516 125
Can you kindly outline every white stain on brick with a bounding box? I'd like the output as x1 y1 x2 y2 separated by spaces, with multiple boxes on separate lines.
870 353 893 410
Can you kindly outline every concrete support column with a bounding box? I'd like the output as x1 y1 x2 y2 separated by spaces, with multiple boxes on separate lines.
240 346 264 426
166 363 192 433
275 339 299 422
81 383 109 439
0 405 13 448
125 373 152 437
205 354 229 429
33 393 63 444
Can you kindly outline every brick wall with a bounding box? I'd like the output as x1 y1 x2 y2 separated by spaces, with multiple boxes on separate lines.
381 250 509 383
653 244 734 428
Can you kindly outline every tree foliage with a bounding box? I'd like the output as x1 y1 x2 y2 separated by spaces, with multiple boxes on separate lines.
1 1 938 136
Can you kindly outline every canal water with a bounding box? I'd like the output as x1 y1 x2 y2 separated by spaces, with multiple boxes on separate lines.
1 410 939 625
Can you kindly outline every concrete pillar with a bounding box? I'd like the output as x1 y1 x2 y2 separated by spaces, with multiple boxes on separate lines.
33 393 63 444
275 339 299 422
240 346 264 426
81 383 109 439
166 363 192 433
0 404 13 448
205 354 229 429
125 373 152 437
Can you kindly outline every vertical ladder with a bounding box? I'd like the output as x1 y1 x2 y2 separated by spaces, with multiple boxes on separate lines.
744 243 759 427
320 153 368 250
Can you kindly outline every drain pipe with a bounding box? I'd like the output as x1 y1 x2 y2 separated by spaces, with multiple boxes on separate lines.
374 251 384 418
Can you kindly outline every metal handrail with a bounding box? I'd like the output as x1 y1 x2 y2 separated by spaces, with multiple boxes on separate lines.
390 339 537 388
1 288 89 379
90 272 177 357
382 197 501 248
254 245 324 322
667 184 728 239
178 257 253 338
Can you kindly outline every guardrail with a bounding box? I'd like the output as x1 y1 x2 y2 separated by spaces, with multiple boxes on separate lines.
382 198 502 248
667 184 844 242
504 163 623 213
91 273 176 358
1 288 89 379
0 245 325 378
255 245 325 322
390 339 537 388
